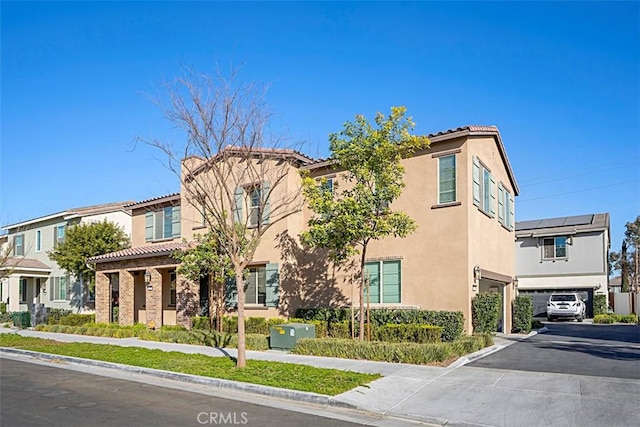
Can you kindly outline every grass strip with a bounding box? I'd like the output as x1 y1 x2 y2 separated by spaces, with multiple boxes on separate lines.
0 334 379 396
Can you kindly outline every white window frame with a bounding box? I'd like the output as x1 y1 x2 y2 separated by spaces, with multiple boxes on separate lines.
437 154 456 204
248 187 262 228
35 230 42 252
51 276 69 301
364 259 402 304
14 234 24 256
55 225 66 247
542 237 568 260
245 265 267 305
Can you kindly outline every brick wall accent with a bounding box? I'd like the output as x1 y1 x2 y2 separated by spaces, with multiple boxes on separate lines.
145 268 163 329
119 270 135 326
95 272 110 324
176 272 199 329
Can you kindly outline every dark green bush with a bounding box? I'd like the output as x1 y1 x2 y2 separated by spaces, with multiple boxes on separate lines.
192 316 211 331
112 307 119 324
472 293 502 333
593 294 608 316
58 314 95 326
512 296 533 333
295 308 464 341
531 320 544 329
328 321 352 339
376 324 442 343
12 311 31 328
0 302 6 314
46 308 72 325
245 317 268 334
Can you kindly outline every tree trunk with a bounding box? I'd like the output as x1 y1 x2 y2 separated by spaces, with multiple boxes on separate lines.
208 274 216 331
359 245 367 341
235 268 247 368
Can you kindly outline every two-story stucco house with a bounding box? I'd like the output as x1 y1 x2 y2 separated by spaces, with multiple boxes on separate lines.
515 213 610 318
91 125 519 334
0 201 133 314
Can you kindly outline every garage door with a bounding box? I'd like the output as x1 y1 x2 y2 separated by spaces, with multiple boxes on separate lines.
519 289 594 318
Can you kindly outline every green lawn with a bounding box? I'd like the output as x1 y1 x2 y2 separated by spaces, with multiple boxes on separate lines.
0 334 380 396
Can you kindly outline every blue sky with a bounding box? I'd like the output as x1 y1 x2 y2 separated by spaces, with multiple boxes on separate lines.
1 1 638 254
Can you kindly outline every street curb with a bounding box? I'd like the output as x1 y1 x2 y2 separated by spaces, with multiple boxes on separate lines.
0 347 357 410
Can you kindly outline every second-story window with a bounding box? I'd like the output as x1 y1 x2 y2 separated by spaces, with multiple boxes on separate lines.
498 183 515 230
14 234 24 256
542 237 567 260
473 156 496 217
438 155 456 204
234 182 270 228
54 225 66 247
35 230 42 252
145 206 181 242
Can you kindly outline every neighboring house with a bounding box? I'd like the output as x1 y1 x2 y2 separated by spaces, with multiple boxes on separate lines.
91 125 519 334
608 276 622 294
0 201 133 314
515 213 610 318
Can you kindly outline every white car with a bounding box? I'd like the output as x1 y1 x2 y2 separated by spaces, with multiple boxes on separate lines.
546 293 586 322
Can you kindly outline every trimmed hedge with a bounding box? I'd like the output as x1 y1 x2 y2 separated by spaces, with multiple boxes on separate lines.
512 296 533 333
292 334 493 365
593 314 615 324
194 316 285 334
58 314 95 326
0 302 6 314
376 324 442 344
593 295 608 316
329 321 352 339
593 313 638 324
46 308 72 325
472 293 502 333
0 312 12 323
296 308 464 342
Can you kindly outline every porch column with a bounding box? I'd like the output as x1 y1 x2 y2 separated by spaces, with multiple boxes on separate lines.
8 275 20 312
119 270 134 326
176 272 199 330
95 272 110 324
145 268 163 329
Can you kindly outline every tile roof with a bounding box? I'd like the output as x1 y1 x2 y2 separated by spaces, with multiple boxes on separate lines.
88 241 186 263
1 257 51 271
515 213 610 237
125 193 181 209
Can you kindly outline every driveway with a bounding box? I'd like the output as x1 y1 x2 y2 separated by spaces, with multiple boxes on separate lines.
468 322 640 379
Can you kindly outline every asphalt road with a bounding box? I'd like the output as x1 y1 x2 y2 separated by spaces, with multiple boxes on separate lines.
0 358 363 427
468 322 640 379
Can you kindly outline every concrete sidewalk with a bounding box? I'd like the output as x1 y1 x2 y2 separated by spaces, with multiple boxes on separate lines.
2 327 638 426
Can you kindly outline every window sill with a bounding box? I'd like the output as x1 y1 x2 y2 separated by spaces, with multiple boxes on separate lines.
431 201 461 209
476 207 494 219
192 225 206 231
244 305 269 310
145 237 176 244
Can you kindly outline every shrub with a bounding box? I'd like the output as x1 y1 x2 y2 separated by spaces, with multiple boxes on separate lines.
58 314 95 326
0 302 6 314
328 321 352 339
220 316 239 334
192 316 212 331
228 334 269 351
0 312 13 324
112 307 119 324
376 324 442 344
593 314 616 324
46 308 72 325
512 296 533 333
472 293 502 333
292 338 455 364
245 317 268 334
593 294 608 316
531 320 544 330
160 325 187 332
618 314 638 324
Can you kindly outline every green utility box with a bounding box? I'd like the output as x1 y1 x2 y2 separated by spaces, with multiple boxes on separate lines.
270 323 316 350
12 311 31 329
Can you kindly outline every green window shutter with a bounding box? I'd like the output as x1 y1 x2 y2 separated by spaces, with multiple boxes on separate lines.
498 183 505 224
489 174 496 218
472 156 480 207
261 181 271 225
265 263 279 307
224 276 238 308
171 206 181 238
508 193 515 230
364 262 380 304
234 187 244 223
382 260 401 304
145 212 153 242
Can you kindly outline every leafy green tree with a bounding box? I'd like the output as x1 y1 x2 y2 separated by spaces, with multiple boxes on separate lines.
49 220 129 311
624 216 640 292
301 106 429 340
173 230 235 332
610 216 640 292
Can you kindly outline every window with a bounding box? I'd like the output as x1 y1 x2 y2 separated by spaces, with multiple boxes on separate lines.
50 276 70 301
234 182 270 227
498 183 515 230
473 157 495 217
54 225 66 247
169 271 177 306
35 230 42 252
19 278 27 303
245 266 267 305
364 260 401 304
542 237 567 260
145 206 181 242
438 155 456 203
14 234 24 256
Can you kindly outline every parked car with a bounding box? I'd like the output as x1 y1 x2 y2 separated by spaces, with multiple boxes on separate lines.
546 293 586 322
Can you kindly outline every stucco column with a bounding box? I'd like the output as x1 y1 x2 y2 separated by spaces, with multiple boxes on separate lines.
95 272 110 324
8 275 21 313
119 270 134 326
176 272 199 330
145 268 163 329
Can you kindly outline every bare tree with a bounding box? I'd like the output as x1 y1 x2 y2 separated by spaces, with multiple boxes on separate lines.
142 67 308 367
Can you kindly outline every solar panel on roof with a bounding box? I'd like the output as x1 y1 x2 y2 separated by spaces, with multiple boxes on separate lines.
537 217 566 228
562 215 594 227
515 220 542 231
